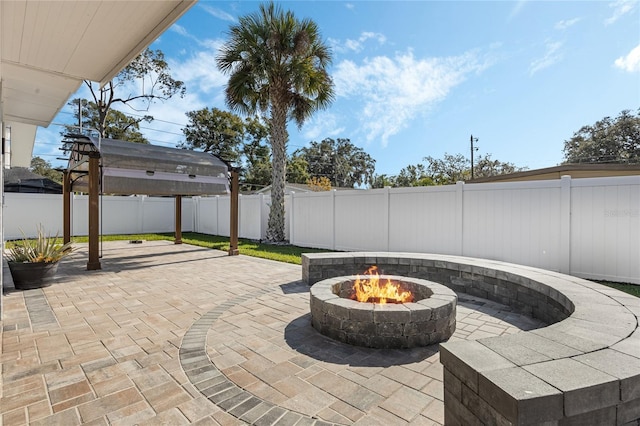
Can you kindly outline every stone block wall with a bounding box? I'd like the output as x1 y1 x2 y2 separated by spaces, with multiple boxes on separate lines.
309 275 457 348
302 252 640 425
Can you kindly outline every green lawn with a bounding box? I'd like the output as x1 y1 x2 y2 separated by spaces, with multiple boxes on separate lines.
70 232 332 265
597 281 640 298
10 232 640 298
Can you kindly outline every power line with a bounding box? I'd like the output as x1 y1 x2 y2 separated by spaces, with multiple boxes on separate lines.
54 107 319 149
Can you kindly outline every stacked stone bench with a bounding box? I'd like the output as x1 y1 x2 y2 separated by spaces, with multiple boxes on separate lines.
302 252 640 425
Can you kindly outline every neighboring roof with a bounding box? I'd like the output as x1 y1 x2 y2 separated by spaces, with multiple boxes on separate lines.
1 0 195 127
255 183 314 194
254 183 356 194
3 167 62 194
469 163 640 183
64 134 229 196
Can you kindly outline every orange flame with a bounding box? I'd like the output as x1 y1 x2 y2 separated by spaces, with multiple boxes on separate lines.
351 266 414 304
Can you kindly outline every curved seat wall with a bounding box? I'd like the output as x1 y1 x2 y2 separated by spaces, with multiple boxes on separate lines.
302 252 640 425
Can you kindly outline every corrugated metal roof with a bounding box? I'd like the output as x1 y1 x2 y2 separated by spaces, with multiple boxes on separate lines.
65 134 229 196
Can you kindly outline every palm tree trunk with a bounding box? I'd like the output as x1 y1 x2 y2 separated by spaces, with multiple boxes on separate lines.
266 99 288 242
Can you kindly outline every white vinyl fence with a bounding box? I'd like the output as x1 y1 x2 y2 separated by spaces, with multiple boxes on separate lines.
3 175 638 284
3 194 195 239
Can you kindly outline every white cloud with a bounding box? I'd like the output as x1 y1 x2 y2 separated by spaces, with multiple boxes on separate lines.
103 41 230 147
301 112 346 141
614 44 640 72
200 4 237 23
34 126 67 166
170 24 189 37
330 31 387 54
170 40 228 94
555 17 582 30
169 24 209 48
345 3 355 10
605 0 637 25
529 41 563 75
508 0 528 21
360 32 387 45
138 92 209 147
333 50 490 146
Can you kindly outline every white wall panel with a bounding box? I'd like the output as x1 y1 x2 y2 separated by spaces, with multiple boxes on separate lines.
462 182 562 271
239 195 263 240
216 196 230 237
388 187 458 254
4 176 638 284
334 189 389 251
141 197 174 233
284 194 291 241
290 191 334 249
182 198 194 233
3 193 63 239
195 197 220 235
261 195 269 241
100 196 141 235
570 177 640 283
71 195 88 237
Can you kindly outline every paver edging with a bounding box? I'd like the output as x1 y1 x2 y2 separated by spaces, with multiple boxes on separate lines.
302 252 640 425
179 288 342 426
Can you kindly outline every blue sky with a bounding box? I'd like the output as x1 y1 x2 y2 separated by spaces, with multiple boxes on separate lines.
35 0 640 178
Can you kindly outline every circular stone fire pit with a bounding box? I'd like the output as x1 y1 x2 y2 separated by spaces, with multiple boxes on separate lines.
310 275 457 349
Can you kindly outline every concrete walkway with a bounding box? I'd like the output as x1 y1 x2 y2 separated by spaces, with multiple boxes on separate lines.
1 241 543 425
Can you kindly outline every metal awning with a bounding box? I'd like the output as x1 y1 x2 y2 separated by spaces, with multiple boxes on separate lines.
64 134 229 196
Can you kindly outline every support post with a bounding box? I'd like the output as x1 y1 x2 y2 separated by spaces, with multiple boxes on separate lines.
63 170 71 244
175 195 183 244
87 154 101 270
559 175 571 274
229 169 239 256
331 189 336 250
455 181 464 256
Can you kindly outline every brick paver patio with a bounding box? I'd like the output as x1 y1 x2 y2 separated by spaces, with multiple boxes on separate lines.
1 241 543 425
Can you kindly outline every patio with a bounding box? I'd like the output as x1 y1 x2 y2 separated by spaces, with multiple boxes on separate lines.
1 241 544 425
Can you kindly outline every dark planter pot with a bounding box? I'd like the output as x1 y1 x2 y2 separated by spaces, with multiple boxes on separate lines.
7 261 59 290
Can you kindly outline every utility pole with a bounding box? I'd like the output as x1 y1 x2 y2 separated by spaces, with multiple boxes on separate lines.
470 134 479 180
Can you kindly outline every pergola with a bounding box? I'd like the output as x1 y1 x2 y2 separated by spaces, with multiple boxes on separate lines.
62 134 240 270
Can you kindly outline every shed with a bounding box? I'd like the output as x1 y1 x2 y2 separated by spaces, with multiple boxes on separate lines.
63 134 239 270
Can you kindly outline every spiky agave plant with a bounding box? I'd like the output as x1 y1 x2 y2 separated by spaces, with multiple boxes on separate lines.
6 224 73 263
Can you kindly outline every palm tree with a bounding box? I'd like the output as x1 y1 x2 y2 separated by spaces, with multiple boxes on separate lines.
217 2 334 242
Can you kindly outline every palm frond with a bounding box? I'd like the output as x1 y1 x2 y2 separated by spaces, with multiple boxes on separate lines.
6 224 74 263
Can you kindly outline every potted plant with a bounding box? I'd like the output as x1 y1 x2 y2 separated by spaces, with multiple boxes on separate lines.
6 225 73 290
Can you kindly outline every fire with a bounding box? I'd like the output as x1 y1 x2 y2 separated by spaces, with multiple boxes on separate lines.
351 266 414 304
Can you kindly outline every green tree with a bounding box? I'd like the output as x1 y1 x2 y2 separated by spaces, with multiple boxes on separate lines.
84 48 185 139
181 107 246 163
294 138 375 188
30 156 62 184
394 164 435 187
425 153 470 185
217 2 334 242
473 154 521 178
66 99 151 143
307 176 332 191
241 137 272 190
387 153 523 187
286 153 310 184
371 174 395 188
240 116 272 189
181 108 271 190
563 109 640 164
